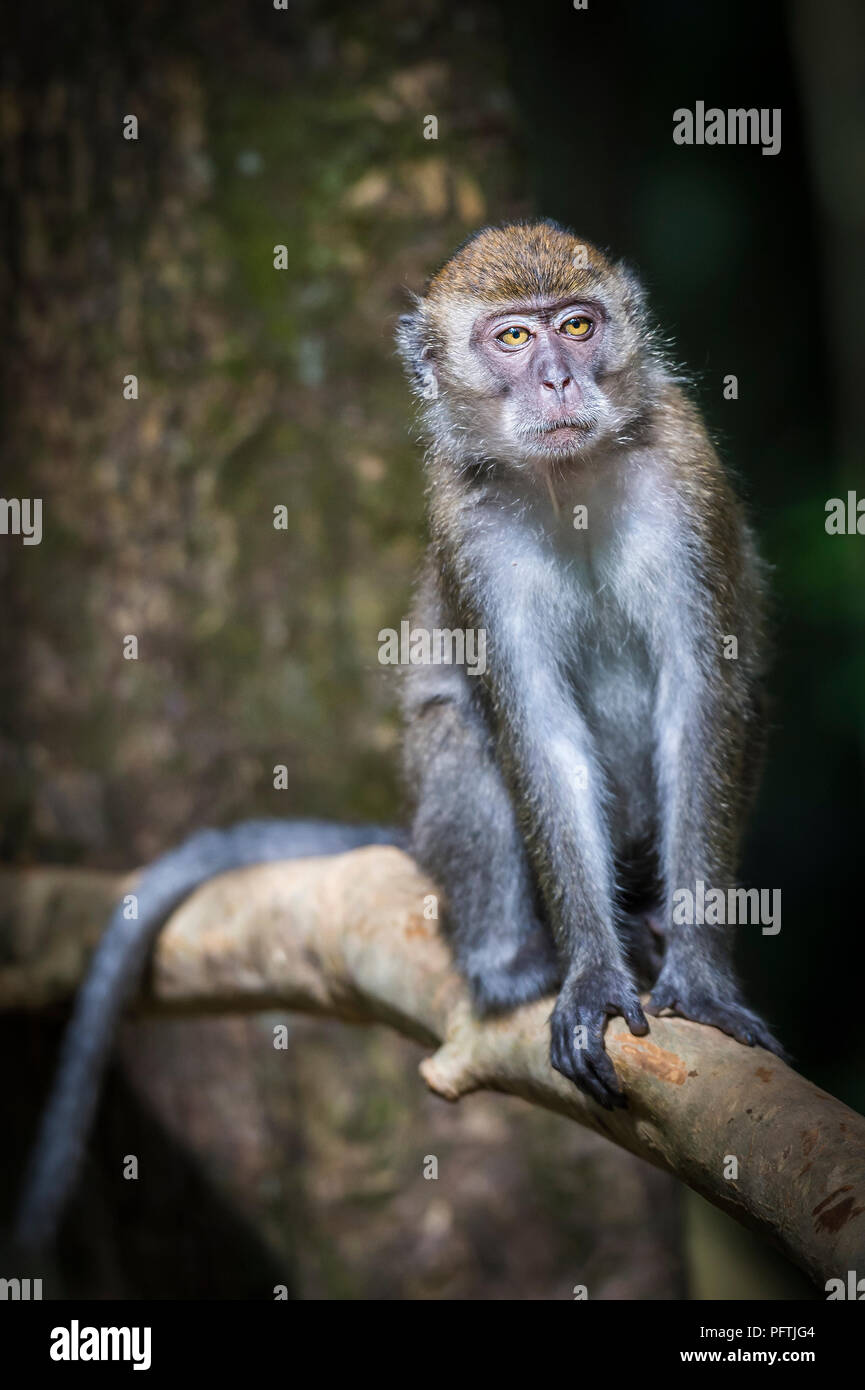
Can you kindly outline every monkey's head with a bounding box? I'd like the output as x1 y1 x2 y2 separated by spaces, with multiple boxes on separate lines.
397 220 664 473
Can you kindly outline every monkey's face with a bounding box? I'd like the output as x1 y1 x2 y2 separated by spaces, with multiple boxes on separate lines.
398 222 659 477
423 289 648 472
462 295 619 463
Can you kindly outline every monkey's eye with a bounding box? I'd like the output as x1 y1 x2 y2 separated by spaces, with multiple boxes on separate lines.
496 325 531 348
561 316 593 339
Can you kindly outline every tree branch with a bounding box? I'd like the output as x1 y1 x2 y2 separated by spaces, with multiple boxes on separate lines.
1 846 863 1286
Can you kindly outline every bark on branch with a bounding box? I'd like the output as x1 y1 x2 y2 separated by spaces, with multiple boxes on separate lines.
1 846 863 1287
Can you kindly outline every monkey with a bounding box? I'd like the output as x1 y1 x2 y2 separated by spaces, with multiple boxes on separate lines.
396 219 782 1110
14 218 781 1253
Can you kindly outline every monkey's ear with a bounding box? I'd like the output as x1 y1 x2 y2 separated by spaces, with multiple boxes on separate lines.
613 261 649 323
396 304 439 402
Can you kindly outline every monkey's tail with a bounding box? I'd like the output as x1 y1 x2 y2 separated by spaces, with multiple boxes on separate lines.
14 818 405 1252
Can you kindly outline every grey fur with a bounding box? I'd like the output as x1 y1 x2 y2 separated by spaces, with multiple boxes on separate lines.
398 220 782 1110
15 820 403 1249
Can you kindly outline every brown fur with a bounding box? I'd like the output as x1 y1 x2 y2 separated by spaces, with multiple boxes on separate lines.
425 220 614 303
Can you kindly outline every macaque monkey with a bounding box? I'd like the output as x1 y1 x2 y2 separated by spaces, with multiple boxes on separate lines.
397 219 781 1108
16 219 779 1252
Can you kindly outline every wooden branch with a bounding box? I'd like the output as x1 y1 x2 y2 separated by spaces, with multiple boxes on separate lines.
1 847 863 1286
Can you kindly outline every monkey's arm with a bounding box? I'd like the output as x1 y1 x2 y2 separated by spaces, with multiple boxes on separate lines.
647 520 782 1054
501 681 650 1102
470 589 649 1106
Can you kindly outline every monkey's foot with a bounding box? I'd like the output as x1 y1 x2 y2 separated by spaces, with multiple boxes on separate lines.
549 969 649 1110
646 977 786 1058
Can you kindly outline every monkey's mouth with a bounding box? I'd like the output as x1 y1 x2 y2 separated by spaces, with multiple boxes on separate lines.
529 417 598 446
532 415 596 434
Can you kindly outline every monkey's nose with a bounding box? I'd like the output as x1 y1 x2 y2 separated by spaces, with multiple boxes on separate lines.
542 375 572 392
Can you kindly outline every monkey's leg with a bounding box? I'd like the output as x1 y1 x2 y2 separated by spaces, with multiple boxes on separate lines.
648 669 784 1055
405 691 560 1012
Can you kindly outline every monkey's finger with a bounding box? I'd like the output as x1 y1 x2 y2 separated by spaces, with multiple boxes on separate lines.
550 1020 624 1108
717 1010 788 1059
584 1072 626 1109
722 1008 788 1060
754 1029 790 1062
615 997 649 1037
647 990 789 1061
560 1050 625 1110
644 989 676 1018
582 1066 627 1110
579 1023 628 1106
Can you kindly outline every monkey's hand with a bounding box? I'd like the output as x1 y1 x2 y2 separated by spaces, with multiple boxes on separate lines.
549 969 649 1109
646 968 786 1058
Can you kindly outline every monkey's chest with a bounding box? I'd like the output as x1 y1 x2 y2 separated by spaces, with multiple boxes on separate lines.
572 616 653 733
562 598 658 843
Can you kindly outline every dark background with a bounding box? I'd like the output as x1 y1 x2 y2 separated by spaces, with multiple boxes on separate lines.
1 0 862 1299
